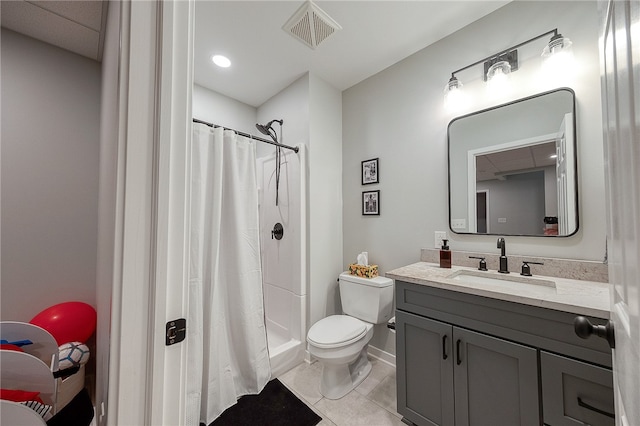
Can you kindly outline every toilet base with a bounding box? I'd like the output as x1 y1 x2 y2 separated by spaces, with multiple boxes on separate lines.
320 346 372 400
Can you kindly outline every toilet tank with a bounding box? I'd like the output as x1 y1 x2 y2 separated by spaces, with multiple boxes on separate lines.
339 272 394 324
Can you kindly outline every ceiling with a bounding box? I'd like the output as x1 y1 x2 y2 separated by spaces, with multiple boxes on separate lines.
194 1 510 107
476 142 557 182
1 0 107 61
1 1 512 107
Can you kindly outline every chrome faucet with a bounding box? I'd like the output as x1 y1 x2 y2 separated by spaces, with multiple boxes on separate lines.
497 237 509 273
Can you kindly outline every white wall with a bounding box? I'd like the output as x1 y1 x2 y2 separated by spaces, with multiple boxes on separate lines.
343 1 604 355
192 83 257 136
308 74 343 326
257 75 310 158
1 29 100 321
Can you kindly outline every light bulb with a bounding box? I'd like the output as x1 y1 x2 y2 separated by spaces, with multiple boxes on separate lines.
212 54 231 68
486 61 512 97
443 76 467 112
541 34 574 84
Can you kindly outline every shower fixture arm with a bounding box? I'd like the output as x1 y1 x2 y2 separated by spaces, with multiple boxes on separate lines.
193 119 298 153
256 119 284 144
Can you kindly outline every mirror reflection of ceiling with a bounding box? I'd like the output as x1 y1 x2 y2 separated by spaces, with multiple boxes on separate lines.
476 142 556 181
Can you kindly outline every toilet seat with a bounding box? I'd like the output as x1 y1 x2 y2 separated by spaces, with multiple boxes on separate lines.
307 315 368 349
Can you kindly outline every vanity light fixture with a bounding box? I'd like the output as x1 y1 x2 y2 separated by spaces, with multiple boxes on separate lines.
443 29 571 109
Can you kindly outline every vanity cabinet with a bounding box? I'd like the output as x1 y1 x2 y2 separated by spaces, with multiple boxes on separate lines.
540 351 614 425
397 311 539 426
395 280 613 426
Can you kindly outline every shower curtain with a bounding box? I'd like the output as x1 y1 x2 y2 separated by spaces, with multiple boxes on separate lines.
186 124 271 426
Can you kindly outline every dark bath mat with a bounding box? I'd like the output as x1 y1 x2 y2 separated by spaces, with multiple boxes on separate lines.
204 379 322 426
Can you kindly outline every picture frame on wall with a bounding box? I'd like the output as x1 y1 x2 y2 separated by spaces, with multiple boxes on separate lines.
361 158 379 185
362 190 380 216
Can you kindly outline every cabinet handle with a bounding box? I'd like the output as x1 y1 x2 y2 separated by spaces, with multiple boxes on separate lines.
577 397 615 419
456 339 462 365
442 335 448 360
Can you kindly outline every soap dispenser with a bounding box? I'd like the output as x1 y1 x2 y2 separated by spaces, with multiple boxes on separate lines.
440 239 452 268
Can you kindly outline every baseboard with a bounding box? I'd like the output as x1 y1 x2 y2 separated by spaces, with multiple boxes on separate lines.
367 345 396 368
303 349 315 364
305 344 395 368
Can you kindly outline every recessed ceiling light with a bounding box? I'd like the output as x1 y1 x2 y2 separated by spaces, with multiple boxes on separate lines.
212 55 231 68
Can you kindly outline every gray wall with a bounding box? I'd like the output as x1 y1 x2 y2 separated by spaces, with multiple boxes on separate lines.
1 29 100 321
477 172 546 235
343 1 605 356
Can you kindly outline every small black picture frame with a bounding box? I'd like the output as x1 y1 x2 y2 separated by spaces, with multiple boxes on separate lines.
361 158 379 185
362 190 380 216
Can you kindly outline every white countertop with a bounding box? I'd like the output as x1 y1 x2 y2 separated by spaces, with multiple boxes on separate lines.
386 262 611 319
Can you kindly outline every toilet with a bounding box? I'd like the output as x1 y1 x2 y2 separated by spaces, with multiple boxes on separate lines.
307 272 394 399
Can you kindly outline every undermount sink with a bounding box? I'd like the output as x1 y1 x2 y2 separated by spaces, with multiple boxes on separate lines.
448 269 556 291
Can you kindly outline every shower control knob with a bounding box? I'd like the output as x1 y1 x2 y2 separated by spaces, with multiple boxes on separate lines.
271 223 284 240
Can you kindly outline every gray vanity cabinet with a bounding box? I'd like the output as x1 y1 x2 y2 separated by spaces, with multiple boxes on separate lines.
396 311 454 426
396 310 539 426
453 326 539 425
540 351 614 425
395 280 614 426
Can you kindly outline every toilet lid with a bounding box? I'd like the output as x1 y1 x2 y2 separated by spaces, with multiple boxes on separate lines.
307 315 367 347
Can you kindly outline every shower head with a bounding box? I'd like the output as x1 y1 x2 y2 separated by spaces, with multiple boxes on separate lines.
255 123 272 136
255 119 283 142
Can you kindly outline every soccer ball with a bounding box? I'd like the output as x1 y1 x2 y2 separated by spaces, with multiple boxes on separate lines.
58 341 90 369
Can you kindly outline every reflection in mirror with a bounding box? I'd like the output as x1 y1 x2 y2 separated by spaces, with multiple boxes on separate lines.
448 88 577 237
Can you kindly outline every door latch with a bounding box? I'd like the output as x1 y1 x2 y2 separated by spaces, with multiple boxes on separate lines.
574 316 615 349
166 318 186 346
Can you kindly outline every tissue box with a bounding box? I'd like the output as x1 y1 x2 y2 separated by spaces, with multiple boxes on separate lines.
348 263 379 278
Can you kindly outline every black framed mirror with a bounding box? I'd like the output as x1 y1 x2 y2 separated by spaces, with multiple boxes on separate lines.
448 88 578 237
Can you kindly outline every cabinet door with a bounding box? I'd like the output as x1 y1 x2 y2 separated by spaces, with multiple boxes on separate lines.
396 311 454 426
453 327 540 426
541 351 614 425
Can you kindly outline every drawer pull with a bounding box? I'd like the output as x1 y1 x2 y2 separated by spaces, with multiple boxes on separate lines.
577 397 615 419
456 339 462 365
442 335 448 360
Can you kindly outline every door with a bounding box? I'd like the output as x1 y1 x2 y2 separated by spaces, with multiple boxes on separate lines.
555 113 576 235
600 1 640 425
476 190 489 233
396 311 455 426
453 327 539 426
107 1 193 425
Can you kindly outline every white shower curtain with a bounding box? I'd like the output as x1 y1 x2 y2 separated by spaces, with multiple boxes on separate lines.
186 124 271 426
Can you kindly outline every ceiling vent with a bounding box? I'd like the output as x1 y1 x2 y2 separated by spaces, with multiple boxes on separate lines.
283 1 342 50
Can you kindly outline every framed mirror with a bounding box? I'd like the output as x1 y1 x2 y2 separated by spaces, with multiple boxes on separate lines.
448 88 578 237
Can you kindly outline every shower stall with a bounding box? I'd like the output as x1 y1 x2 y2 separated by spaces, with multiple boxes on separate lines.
257 145 307 378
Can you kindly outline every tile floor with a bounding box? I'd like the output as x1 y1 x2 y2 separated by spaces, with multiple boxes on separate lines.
278 357 405 426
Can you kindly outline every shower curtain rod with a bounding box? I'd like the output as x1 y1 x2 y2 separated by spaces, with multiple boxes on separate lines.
193 118 299 153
